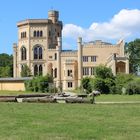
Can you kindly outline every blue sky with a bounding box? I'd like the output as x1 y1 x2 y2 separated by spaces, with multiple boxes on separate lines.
1 0 140 54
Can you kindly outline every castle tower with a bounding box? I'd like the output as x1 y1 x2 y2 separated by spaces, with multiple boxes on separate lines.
48 10 59 23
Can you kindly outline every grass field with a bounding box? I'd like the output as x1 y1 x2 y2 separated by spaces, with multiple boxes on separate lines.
0 103 140 140
96 94 140 102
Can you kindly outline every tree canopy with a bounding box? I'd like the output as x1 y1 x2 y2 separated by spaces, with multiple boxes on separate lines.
125 39 140 74
0 53 13 77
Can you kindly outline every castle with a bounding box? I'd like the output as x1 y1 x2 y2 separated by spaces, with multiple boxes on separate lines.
13 10 129 90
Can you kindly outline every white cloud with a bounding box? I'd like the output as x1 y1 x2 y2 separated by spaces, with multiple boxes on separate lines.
62 9 140 42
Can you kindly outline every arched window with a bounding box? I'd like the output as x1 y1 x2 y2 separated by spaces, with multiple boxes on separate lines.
34 47 38 59
39 65 43 75
21 47 26 60
34 65 38 76
40 31 43 37
33 45 43 60
39 47 42 59
37 31 39 37
34 31 36 37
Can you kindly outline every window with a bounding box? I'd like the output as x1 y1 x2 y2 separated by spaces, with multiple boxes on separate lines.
83 56 88 62
91 56 97 62
39 47 42 59
34 65 38 76
40 31 43 37
91 67 95 75
21 47 26 60
54 68 57 78
37 31 39 37
68 82 72 88
21 32 26 39
34 65 43 76
67 70 72 77
54 53 57 60
33 46 43 60
34 31 36 37
39 65 43 75
83 67 89 75
34 47 38 59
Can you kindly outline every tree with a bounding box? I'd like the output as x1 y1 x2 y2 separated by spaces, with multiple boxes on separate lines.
81 77 92 94
93 65 115 94
0 53 13 77
125 39 140 74
95 65 114 79
21 64 32 77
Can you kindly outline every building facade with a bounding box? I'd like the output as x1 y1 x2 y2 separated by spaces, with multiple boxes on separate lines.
13 10 129 90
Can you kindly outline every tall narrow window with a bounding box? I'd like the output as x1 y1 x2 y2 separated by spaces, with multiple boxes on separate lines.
39 47 42 59
39 65 43 75
34 65 38 76
91 67 95 75
40 31 43 37
24 32 26 38
34 31 36 37
54 68 57 78
34 47 38 59
54 53 57 60
21 47 26 60
37 31 39 37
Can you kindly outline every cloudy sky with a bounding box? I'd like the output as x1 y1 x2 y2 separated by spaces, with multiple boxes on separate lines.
0 0 140 53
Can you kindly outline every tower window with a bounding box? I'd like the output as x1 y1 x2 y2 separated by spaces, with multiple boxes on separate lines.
34 31 36 37
34 65 38 76
21 32 26 39
33 45 43 60
37 31 39 37
40 31 43 37
67 70 72 77
21 47 26 60
68 82 72 88
54 68 57 78
34 64 43 76
54 53 57 60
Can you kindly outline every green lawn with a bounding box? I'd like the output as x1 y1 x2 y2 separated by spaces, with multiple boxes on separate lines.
96 94 140 102
0 103 139 140
0 90 34 95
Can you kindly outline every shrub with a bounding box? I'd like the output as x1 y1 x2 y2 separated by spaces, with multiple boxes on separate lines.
25 74 54 93
114 73 135 94
125 79 140 95
81 77 92 94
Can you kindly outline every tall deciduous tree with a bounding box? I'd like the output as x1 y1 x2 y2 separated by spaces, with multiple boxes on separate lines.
125 39 140 74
